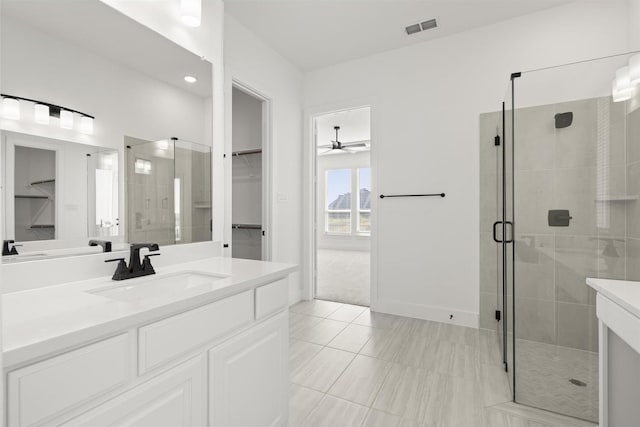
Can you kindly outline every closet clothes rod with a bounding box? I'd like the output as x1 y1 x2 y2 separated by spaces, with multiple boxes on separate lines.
379 193 445 199
231 148 262 156
232 223 262 230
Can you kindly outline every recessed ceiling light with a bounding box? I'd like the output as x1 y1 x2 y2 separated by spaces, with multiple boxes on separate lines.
184 75 198 84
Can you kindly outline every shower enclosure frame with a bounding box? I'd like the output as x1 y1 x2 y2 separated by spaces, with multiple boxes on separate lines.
493 51 640 422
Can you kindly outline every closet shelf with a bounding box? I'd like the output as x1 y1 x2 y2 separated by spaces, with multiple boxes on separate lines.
232 223 262 230
15 195 49 200
30 179 55 185
194 202 211 209
231 148 262 157
595 195 639 202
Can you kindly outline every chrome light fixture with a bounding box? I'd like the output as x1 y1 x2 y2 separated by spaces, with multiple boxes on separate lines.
181 0 201 27
1 93 94 133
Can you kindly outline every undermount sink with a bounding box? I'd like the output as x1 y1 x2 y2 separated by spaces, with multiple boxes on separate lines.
89 271 228 302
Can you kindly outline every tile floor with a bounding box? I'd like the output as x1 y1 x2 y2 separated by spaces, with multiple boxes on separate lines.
288 299 596 427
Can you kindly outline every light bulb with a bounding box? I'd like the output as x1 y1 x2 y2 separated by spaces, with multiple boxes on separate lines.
79 116 94 134
34 104 50 125
60 110 74 129
181 0 201 27
2 97 20 120
184 75 198 83
616 66 632 92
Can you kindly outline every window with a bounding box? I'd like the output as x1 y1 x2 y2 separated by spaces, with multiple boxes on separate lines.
324 167 371 235
358 168 371 232
325 169 351 233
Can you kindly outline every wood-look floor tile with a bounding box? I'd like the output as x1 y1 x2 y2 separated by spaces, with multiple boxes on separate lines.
360 328 405 361
328 323 374 353
326 303 367 322
289 384 323 427
478 362 512 407
353 309 401 330
289 312 323 337
293 318 349 346
440 376 484 427
372 363 427 419
328 354 391 406
291 347 355 392
291 300 343 318
301 395 368 427
289 339 323 376
362 409 402 427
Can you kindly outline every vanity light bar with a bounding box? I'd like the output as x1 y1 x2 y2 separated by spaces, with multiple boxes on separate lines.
0 93 95 134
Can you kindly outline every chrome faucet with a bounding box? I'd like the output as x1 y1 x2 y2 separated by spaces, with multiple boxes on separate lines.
105 243 160 281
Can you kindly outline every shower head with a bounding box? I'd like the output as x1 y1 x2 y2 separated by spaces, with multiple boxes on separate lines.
555 112 573 129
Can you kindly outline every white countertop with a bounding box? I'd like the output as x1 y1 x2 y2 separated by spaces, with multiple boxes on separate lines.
586 277 640 319
3 257 297 368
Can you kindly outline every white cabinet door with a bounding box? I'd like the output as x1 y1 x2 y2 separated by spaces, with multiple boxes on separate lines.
63 355 206 427
209 312 288 427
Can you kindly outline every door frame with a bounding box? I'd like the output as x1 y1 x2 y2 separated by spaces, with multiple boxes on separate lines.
302 100 377 307
226 79 273 261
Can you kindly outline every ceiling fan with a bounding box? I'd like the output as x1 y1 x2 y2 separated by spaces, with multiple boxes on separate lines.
318 126 369 155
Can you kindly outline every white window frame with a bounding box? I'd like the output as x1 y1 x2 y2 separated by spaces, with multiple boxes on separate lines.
324 167 371 237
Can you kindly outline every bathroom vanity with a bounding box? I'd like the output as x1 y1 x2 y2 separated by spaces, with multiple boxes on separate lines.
587 278 640 427
3 257 296 427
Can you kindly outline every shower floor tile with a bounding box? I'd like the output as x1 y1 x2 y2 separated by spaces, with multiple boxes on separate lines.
515 339 598 422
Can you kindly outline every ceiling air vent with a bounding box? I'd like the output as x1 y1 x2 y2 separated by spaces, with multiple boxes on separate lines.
405 23 421 35
421 19 437 31
405 18 437 36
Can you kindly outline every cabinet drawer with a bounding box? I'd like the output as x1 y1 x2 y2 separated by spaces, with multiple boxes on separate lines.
8 334 132 427
255 278 288 320
139 291 254 374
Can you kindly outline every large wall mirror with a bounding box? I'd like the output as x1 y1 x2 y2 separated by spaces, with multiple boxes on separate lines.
0 0 213 262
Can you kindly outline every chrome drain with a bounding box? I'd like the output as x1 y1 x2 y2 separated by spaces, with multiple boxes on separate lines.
569 378 587 387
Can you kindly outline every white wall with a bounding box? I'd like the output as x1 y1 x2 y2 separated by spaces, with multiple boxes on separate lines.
304 1 632 327
224 14 304 303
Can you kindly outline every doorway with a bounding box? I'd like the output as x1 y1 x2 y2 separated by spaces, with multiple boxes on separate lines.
314 107 371 306
230 85 270 260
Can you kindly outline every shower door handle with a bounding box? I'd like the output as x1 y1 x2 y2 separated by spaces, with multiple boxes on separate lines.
504 221 514 244
493 221 514 244
493 221 502 243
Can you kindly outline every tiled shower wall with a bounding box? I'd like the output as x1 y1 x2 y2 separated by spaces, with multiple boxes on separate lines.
479 96 636 353
626 105 640 280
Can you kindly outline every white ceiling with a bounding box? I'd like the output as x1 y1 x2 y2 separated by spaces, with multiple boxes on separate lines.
316 107 371 146
224 0 571 71
3 0 212 98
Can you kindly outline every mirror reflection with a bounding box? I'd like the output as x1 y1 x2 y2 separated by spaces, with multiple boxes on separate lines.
125 137 211 246
0 0 213 261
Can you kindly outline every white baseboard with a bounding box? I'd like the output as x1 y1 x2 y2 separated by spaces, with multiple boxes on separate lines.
372 299 479 328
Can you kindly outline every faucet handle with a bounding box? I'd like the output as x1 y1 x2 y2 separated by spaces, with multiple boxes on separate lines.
105 258 129 281
142 253 160 274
